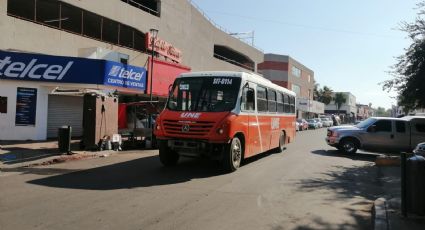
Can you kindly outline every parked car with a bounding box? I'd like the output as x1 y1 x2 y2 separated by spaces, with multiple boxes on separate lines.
306 119 319 129
296 121 300 131
320 117 333 127
314 118 323 128
326 116 425 154
297 119 308 131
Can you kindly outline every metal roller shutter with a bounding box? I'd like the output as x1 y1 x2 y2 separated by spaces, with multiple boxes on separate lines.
47 95 83 138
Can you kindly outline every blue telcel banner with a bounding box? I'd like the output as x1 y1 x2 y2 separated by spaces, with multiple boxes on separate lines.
0 50 146 91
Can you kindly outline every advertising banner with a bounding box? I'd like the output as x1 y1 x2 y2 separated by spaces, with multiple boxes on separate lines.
0 51 146 91
15 87 37 126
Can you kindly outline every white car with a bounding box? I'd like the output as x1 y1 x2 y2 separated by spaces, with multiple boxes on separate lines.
320 118 333 127
314 118 323 128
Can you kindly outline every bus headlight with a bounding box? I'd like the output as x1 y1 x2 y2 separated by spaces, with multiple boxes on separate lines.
217 128 224 134
156 124 161 130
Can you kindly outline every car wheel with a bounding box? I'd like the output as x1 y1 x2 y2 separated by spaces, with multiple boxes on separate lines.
339 138 358 154
159 140 179 166
223 137 243 172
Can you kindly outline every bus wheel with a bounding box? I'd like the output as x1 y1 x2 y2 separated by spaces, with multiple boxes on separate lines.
273 131 286 153
223 137 242 172
159 140 179 166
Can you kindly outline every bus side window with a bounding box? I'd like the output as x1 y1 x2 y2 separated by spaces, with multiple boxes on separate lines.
241 87 255 111
284 94 290 113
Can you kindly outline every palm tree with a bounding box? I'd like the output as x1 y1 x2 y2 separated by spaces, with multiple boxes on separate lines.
320 86 333 105
334 93 347 114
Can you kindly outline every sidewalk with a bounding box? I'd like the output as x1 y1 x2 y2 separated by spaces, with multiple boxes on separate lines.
0 140 117 170
373 165 425 230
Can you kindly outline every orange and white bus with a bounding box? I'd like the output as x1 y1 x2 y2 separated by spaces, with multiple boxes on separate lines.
154 71 297 172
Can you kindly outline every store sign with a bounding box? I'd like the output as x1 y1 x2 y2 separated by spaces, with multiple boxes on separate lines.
15 87 37 126
0 51 146 91
146 32 182 63
104 62 146 90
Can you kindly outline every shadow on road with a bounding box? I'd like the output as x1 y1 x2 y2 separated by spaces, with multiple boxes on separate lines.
27 155 225 190
311 149 379 162
291 162 385 229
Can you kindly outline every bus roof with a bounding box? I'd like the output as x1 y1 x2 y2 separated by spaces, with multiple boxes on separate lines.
178 71 296 97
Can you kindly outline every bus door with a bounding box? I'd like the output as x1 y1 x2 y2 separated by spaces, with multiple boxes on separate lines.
241 83 261 157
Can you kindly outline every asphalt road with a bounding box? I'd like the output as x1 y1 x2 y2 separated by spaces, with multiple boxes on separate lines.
0 129 386 230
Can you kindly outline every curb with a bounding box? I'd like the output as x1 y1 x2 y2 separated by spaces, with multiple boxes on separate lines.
375 156 400 167
373 198 389 230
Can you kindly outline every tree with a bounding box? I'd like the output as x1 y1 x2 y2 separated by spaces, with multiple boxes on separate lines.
319 86 333 105
334 93 347 113
313 82 320 101
382 2 425 109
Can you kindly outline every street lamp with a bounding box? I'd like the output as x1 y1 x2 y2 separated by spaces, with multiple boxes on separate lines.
148 28 158 136
149 28 158 101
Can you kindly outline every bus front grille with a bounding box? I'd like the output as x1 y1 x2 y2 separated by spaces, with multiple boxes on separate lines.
163 120 215 136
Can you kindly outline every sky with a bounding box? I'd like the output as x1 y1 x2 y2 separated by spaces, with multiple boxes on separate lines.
191 0 419 109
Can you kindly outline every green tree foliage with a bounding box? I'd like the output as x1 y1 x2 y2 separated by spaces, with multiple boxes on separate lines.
314 84 334 105
319 86 333 105
383 2 425 109
334 93 347 113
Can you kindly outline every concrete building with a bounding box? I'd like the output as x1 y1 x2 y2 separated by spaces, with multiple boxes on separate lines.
0 0 263 140
356 104 372 120
258 54 324 118
325 92 357 122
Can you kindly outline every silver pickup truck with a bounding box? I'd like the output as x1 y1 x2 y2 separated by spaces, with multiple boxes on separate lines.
326 116 425 154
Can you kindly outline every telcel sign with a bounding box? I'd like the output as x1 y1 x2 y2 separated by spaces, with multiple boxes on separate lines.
0 56 73 80
0 51 146 91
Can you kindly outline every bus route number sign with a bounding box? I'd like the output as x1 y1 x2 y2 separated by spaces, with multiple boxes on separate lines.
213 78 233 85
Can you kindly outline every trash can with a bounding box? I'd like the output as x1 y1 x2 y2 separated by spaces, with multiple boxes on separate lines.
58 126 72 153
406 155 425 215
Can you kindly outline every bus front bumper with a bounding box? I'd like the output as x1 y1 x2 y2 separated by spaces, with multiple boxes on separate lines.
166 139 227 159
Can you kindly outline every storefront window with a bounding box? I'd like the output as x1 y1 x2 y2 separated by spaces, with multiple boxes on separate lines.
61 3 82 34
7 0 35 21
0 97 7 113
36 0 61 28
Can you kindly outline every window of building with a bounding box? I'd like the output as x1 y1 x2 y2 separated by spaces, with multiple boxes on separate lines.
241 86 255 111
102 18 119 44
284 94 290 113
374 120 392 132
396 121 406 133
0 97 7 113
121 0 161 17
214 45 255 72
308 74 311 82
61 3 82 34
119 24 134 48
257 86 268 112
134 31 146 52
82 11 101 40
291 66 301 77
292 84 301 96
268 90 277 112
36 0 61 28
277 92 284 113
7 0 35 21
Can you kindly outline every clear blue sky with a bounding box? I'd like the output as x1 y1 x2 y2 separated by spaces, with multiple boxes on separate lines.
191 0 419 109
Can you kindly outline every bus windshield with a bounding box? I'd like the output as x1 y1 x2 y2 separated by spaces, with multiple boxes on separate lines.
167 77 241 112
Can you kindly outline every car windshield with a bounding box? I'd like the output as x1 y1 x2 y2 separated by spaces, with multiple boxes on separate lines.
355 117 377 129
167 77 241 112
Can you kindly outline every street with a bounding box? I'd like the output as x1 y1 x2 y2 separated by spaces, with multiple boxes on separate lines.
0 129 385 230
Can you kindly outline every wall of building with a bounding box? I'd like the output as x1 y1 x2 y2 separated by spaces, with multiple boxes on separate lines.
325 92 357 114
287 57 314 100
0 80 49 140
0 0 263 72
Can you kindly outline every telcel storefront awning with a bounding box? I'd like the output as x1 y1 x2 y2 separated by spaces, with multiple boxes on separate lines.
0 50 146 91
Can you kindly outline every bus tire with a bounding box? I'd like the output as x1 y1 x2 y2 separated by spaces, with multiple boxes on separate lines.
159 140 179 166
223 137 242 172
273 131 286 153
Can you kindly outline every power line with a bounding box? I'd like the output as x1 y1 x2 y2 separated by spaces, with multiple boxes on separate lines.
205 10 404 39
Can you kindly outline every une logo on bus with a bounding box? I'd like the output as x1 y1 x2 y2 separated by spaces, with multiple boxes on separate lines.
180 112 201 119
